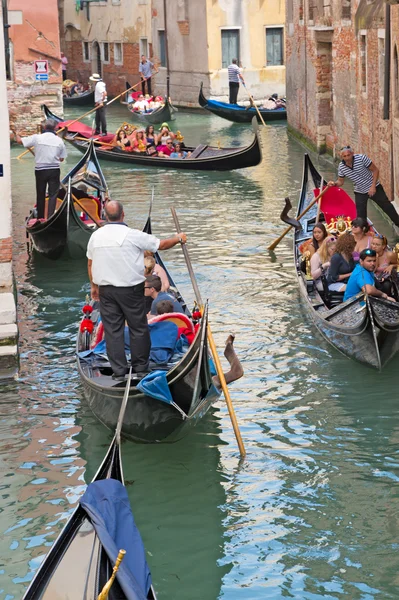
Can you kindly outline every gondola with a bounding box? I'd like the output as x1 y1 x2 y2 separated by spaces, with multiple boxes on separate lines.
63 88 95 107
25 141 107 260
199 82 287 123
123 81 177 124
42 104 262 172
23 374 157 600
291 153 399 371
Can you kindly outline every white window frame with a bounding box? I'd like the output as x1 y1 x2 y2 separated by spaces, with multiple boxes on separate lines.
140 37 148 59
265 25 285 68
102 41 110 64
82 40 90 63
114 42 123 66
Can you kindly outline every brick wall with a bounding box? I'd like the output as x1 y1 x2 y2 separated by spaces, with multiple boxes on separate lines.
64 41 148 98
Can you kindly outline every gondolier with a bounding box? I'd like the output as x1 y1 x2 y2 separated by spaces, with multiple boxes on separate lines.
12 119 67 220
139 55 155 96
328 146 399 233
228 59 244 105
87 200 187 379
90 73 107 136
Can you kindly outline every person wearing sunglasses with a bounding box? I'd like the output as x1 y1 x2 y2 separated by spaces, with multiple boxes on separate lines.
343 248 396 303
156 137 174 157
327 146 399 235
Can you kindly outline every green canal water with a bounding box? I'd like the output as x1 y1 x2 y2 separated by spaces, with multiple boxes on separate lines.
2 104 399 599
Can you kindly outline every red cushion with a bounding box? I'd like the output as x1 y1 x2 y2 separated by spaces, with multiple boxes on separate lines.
148 312 194 332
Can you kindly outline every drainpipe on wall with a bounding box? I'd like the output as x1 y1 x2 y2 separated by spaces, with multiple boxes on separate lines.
2 0 10 80
163 0 170 97
383 2 390 121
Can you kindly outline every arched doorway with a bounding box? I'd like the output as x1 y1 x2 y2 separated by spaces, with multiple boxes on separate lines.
91 41 102 76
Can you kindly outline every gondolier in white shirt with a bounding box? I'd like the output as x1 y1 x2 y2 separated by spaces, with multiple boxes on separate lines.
90 73 107 136
228 58 244 105
87 200 187 380
328 146 399 234
139 55 155 97
12 119 67 220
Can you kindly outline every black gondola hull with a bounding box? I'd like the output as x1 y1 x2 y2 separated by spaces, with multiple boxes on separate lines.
199 82 287 123
63 90 94 106
128 99 177 124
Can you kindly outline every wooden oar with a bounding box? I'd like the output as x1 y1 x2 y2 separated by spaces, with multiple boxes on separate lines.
316 177 324 222
60 182 103 227
242 82 267 127
17 81 145 160
73 135 115 148
170 206 246 458
268 186 329 252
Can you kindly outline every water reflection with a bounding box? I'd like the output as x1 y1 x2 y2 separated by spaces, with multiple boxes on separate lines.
2 108 399 598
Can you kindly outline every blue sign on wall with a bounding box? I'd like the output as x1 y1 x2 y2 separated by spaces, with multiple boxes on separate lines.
35 73 49 81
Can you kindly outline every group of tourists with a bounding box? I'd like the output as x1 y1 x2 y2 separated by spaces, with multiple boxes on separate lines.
112 123 189 158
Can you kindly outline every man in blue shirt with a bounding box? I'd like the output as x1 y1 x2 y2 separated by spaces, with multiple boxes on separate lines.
344 248 396 302
145 274 185 316
139 55 155 96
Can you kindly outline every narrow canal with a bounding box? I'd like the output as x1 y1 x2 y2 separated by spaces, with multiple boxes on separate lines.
2 105 399 599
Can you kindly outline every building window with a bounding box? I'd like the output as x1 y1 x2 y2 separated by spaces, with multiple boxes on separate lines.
309 0 317 22
360 34 367 93
83 41 90 62
114 42 123 65
221 29 240 69
102 42 110 64
158 30 166 67
342 0 351 20
266 28 284 66
140 38 148 58
299 0 304 21
378 36 385 101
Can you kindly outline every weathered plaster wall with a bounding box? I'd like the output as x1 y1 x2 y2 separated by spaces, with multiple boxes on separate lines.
206 0 286 100
7 0 63 134
62 0 152 98
151 0 210 104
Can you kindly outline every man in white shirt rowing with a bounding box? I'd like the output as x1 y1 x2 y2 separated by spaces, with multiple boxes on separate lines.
12 119 67 219
90 73 107 136
87 200 187 380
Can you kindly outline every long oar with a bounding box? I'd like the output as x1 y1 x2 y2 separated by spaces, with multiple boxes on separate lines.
17 80 145 160
242 82 267 127
170 207 246 458
268 186 329 252
73 135 115 148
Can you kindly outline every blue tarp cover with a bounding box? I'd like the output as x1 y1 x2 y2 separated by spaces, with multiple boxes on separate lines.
137 370 173 404
79 478 151 600
207 98 285 113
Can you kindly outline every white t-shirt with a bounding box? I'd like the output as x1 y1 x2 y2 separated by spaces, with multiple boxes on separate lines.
94 80 107 104
22 132 67 170
87 223 160 286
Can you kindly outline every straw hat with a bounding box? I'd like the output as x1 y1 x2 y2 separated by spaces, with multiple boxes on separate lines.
89 73 102 82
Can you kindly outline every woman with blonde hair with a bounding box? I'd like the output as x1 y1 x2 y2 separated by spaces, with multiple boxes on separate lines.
144 250 169 291
311 236 337 291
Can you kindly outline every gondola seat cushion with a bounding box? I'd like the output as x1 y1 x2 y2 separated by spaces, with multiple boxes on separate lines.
149 312 196 344
149 320 179 363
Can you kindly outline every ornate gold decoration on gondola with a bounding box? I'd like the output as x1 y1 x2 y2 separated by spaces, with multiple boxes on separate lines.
326 215 352 235
175 130 184 142
303 250 312 279
118 122 138 136
97 548 126 600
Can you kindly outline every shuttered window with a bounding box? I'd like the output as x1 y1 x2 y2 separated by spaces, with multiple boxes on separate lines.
221 30 240 69
266 27 284 66
159 30 166 67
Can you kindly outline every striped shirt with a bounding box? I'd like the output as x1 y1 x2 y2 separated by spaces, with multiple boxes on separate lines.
228 63 241 83
338 154 380 194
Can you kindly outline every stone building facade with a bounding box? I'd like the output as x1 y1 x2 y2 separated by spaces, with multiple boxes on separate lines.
61 0 152 98
286 0 399 202
6 0 63 134
152 0 286 104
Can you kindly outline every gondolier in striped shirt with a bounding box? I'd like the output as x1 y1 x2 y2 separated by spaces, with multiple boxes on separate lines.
87 200 187 380
228 59 244 105
328 146 399 233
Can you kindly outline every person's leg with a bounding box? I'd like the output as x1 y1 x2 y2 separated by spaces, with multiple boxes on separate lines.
95 108 101 135
119 283 151 372
99 286 128 376
229 82 234 104
35 170 47 219
47 169 60 218
142 79 146 95
62 71 67 81
371 185 399 226
232 82 239 104
100 106 107 134
147 77 152 96
354 192 368 220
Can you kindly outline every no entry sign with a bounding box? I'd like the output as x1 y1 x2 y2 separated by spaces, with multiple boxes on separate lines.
34 60 49 81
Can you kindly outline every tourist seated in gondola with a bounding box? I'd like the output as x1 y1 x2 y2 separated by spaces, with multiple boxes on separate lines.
144 251 170 291
114 129 131 150
156 137 174 157
352 217 372 261
132 94 150 112
131 129 147 153
343 248 396 302
327 232 356 292
145 124 156 147
145 274 184 317
170 143 189 159
371 234 398 276
156 123 176 146
311 236 337 291
300 222 328 257
263 95 277 110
